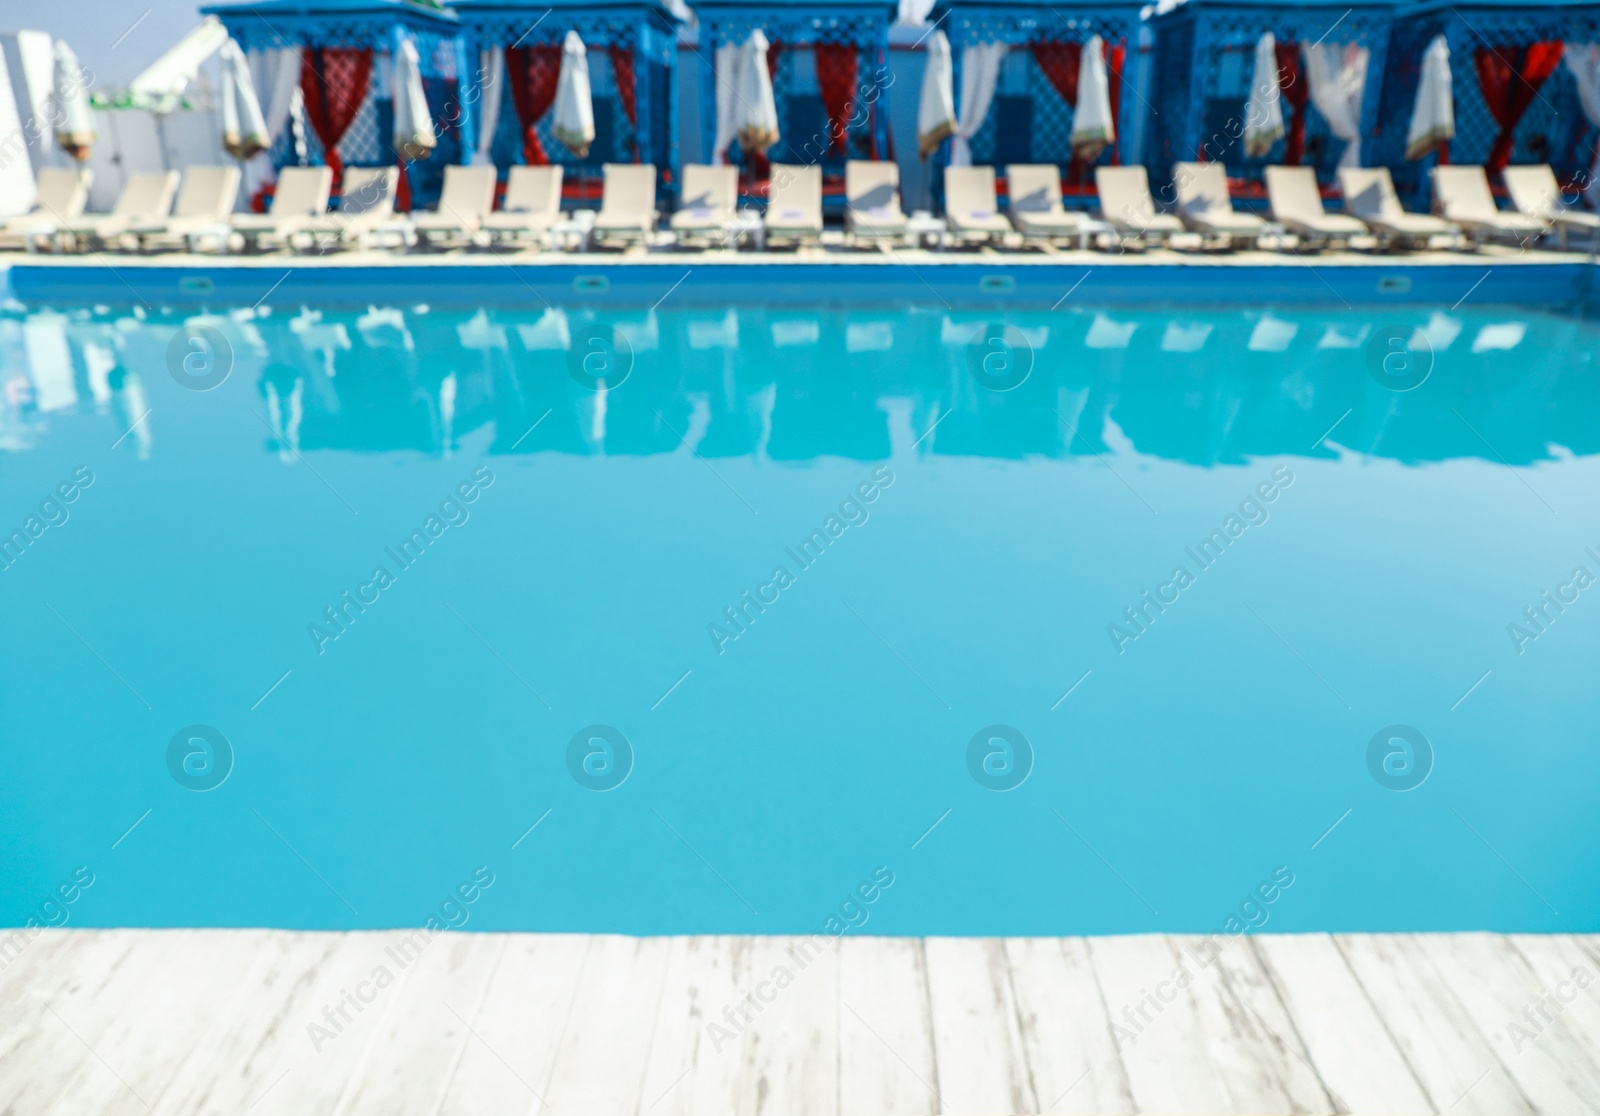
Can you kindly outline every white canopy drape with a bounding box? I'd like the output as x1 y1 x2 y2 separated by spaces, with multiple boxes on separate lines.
1302 42 1369 168
51 40 95 162
244 48 303 197
950 41 1005 167
1565 43 1600 205
1243 32 1284 158
472 47 504 165
733 30 779 156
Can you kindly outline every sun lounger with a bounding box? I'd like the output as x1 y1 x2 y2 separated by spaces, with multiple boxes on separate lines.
591 163 658 246
846 160 909 244
1339 167 1461 250
230 167 333 252
412 164 498 248
1094 166 1185 246
943 166 1011 244
293 167 404 251
1 167 91 249
1265 165 1368 249
671 164 739 248
124 166 241 250
1005 164 1094 247
1503 164 1600 249
481 165 564 247
1173 162 1266 248
52 171 179 251
1 167 91 241
764 164 823 248
1432 165 1548 247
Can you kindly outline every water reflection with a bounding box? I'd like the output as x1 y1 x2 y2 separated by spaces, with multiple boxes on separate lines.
2 303 1594 465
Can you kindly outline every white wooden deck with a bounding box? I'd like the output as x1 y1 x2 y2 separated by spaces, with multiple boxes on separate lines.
2 930 1598 1115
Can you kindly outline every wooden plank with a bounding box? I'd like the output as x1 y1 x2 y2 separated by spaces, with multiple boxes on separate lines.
1337 934 1533 1115
46 929 241 1116
151 929 346 1115
839 936 938 1116
437 933 592 1116
1252 933 1434 1114
1511 935 1600 1070
540 935 671 1114
733 935 840 1116
1190 933 1334 1113
1003 937 1132 1115
0 929 134 1113
925 936 1036 1115
1427 932 1600 1113
636 935 749 1116
1086 933 1230 1113
329 929 506 1115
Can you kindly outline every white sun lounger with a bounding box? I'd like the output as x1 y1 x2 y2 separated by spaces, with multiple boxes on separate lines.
124 166 242 251
230 167 333 252
1005 164 1094 247
1094 166 1185 246
2 167 91 249
1503 164 1600 249
481 165 564 247
53 171 179 251
294 167 404 251
1339 167 1461 250
1172 162 1266 248
1265 165 1368 249
671 164 739 248
592 163 658 246
943 166 1011 244
1432 165 1548 247
764 164 823 248
845 160 909 244
411 165 499 248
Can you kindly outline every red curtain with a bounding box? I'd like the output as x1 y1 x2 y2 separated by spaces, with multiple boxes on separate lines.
1273 40 1308 165
1031 41 1083 106
609 46 640 161
815 44 859 156
299 47 373 189
505 44 563 165
1474 41 1565 171
1106 42 1125 164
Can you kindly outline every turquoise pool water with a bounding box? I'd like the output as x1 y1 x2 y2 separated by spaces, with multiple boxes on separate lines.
2 299 1597 935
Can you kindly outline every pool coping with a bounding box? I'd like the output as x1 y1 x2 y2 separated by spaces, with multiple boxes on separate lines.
3 248 1596 309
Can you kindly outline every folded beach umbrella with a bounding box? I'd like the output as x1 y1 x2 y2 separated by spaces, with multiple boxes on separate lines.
735 30 779 156
219 38 269 160
1070 35 1116 162
1405 35 1454 161
917 30 956 158
1243 32 1284 158
392 38 438 161
127 15 230 111
51 40 95 162
552 31 595 158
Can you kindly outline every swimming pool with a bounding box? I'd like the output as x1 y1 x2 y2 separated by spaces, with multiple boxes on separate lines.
2 291 1596 936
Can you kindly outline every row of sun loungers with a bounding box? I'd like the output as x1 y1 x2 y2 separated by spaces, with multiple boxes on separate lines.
6 160 1595 256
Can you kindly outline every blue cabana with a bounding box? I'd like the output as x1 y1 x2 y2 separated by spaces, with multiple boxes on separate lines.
1371 0 1600 201
1146 0 1404 189
689 0 896 202
448 0 683 202
203 0 471 209
927 0 1148 201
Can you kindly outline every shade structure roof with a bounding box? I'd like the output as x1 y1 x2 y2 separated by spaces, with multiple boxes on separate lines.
200 0 460 50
